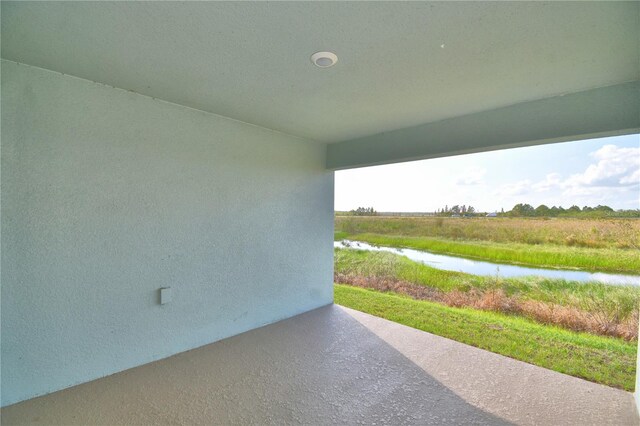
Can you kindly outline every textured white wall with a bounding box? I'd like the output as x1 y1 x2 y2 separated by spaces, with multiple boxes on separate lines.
1 60 334 406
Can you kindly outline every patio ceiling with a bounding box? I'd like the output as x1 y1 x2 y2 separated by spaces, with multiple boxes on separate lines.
2 2 639 167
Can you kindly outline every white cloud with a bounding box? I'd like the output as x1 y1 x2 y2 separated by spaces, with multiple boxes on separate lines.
620 169 639 185
565 144 639 188
495 179 532 197
454 167 486 185
507 144 639 201
532 172 562 192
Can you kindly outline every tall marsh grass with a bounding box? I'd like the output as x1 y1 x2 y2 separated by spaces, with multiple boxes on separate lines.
335 216 640 249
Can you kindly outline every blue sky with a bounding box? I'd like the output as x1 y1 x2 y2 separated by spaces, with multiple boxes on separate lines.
335 134 640 212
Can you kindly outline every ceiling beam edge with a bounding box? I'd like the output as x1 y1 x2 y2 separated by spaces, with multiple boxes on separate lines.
326 81 640 170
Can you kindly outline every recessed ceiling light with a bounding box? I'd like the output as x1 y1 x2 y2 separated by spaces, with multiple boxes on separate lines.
311 51 338 68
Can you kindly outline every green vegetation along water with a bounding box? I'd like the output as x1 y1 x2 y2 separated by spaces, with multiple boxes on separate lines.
335 217 640 273
334 240 639 285
334 233 640 273
335 248 640 340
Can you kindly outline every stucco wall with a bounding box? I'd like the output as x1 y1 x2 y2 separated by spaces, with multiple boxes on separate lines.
1 60 334 406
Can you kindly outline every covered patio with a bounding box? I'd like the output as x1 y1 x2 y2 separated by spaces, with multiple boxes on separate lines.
2 2 640 424
3 305 637 425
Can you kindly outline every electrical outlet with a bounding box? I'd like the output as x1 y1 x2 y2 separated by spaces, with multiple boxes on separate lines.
160 287 172 305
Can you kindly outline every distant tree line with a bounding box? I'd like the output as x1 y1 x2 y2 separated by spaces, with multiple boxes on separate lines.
504 204 639 218
348 207 378 216
338 204 639 218
433 203 639 218
436 205 478 217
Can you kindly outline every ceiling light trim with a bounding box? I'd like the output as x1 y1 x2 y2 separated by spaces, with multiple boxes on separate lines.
311 51 338 68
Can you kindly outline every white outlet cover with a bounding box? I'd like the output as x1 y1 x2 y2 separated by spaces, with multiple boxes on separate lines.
160 287 172 305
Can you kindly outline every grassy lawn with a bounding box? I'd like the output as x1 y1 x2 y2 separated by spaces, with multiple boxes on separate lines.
335 284 638 391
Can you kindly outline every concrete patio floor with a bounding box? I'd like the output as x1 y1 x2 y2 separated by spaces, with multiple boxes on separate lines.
2 304 638 425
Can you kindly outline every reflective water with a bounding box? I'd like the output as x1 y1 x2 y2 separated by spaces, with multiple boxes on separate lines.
334 240 640 286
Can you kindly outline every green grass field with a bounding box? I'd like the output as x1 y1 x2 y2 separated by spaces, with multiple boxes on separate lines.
335 284 638 391
335 216 640 249
335 216 640 273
